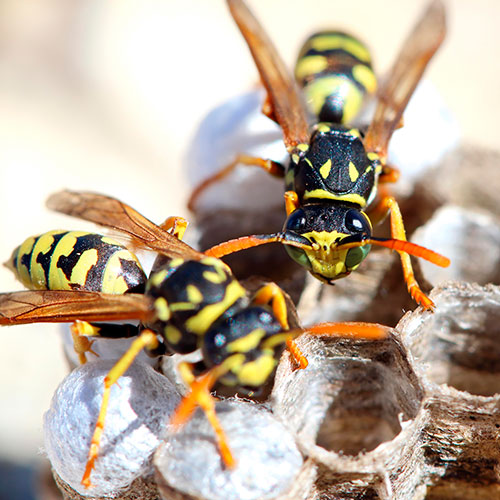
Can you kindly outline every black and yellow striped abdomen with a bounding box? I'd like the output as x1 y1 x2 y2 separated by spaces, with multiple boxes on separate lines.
295 31 377 124
8 230 146 294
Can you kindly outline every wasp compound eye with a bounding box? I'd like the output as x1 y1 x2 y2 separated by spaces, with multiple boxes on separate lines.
284 208 308 233
345 209 371 236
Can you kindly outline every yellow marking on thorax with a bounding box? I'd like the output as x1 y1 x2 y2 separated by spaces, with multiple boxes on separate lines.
367 152 380 162
150 269 168 287
168 258 185 269
349 161 360 182
285 168 295 186
168 301 197 312
186 284 204 304
201 258 230 284
316 123 331 133
291 153 300 164
319 159 332 180
262 332 292 350
352 64 377 94
306 34 372 63
348 129 362 139
319 159 332 179
296 143 309 152
227 329 266 354
295 54 328 81
164 325 182 345
185 280 246 335
154 297 171 321
237 353 277 387
304 189 367 207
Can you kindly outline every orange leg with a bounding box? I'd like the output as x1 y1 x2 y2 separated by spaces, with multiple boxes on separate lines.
71 321 99 364
187 154 285 211
306 321 389 340
284 191 300 216
160 216 188 240
170 362 236 468
371 196 434 310
81 330 159 488
379 164 400 184
253 282 308 369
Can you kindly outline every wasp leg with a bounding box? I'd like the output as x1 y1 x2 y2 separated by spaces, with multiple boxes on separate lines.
284 191 300 216
379 164 400 184
160 216 188 240
371 196 434 310
187 154 285 211
306 321 389 340
170 362 236 468
81 329 159 488
71 321 140 364
253 282 308 369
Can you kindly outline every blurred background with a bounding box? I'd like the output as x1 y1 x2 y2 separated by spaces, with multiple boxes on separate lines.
0 0 498 498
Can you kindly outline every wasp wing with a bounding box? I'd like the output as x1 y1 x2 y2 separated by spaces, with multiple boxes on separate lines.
46 190 204 261
364 0 446 158
227 0 310 150
0 290 152 325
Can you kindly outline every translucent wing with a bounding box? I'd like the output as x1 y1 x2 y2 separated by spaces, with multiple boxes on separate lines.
364 0 446 158
46 191 204 261
228 0 310 149
0 290 152 325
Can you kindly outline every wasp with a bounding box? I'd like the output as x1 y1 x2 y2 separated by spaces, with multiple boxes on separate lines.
189 0 450 310
0 190 387 488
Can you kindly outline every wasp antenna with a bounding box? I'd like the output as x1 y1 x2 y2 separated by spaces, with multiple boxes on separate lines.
370 237 450 267
205 232 312 258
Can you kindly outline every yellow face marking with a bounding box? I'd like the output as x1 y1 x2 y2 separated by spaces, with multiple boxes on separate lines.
186 284 203 304
226 329 266 354
185 280 246 335
168 258 185 269
306 34 372 63
302 230 350 279
352 64 377 94
294 54 328 81
349 161 360 182
154 297 171 321
236 354 277 387
304 189 367 207
164 325 182 345
150 269 168 287
296 143 309 152
319 159 332 180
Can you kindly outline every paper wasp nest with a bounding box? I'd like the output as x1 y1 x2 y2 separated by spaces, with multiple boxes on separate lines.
44 143 500 500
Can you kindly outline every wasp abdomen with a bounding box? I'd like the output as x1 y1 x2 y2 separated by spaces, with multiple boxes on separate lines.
295 31 377 124
8 230 146 294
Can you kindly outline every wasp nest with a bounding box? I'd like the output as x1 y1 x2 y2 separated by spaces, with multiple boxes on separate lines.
43 134 500 500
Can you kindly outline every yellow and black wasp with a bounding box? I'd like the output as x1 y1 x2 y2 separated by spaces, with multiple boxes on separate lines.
189 0 450 310
0 190 387 488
